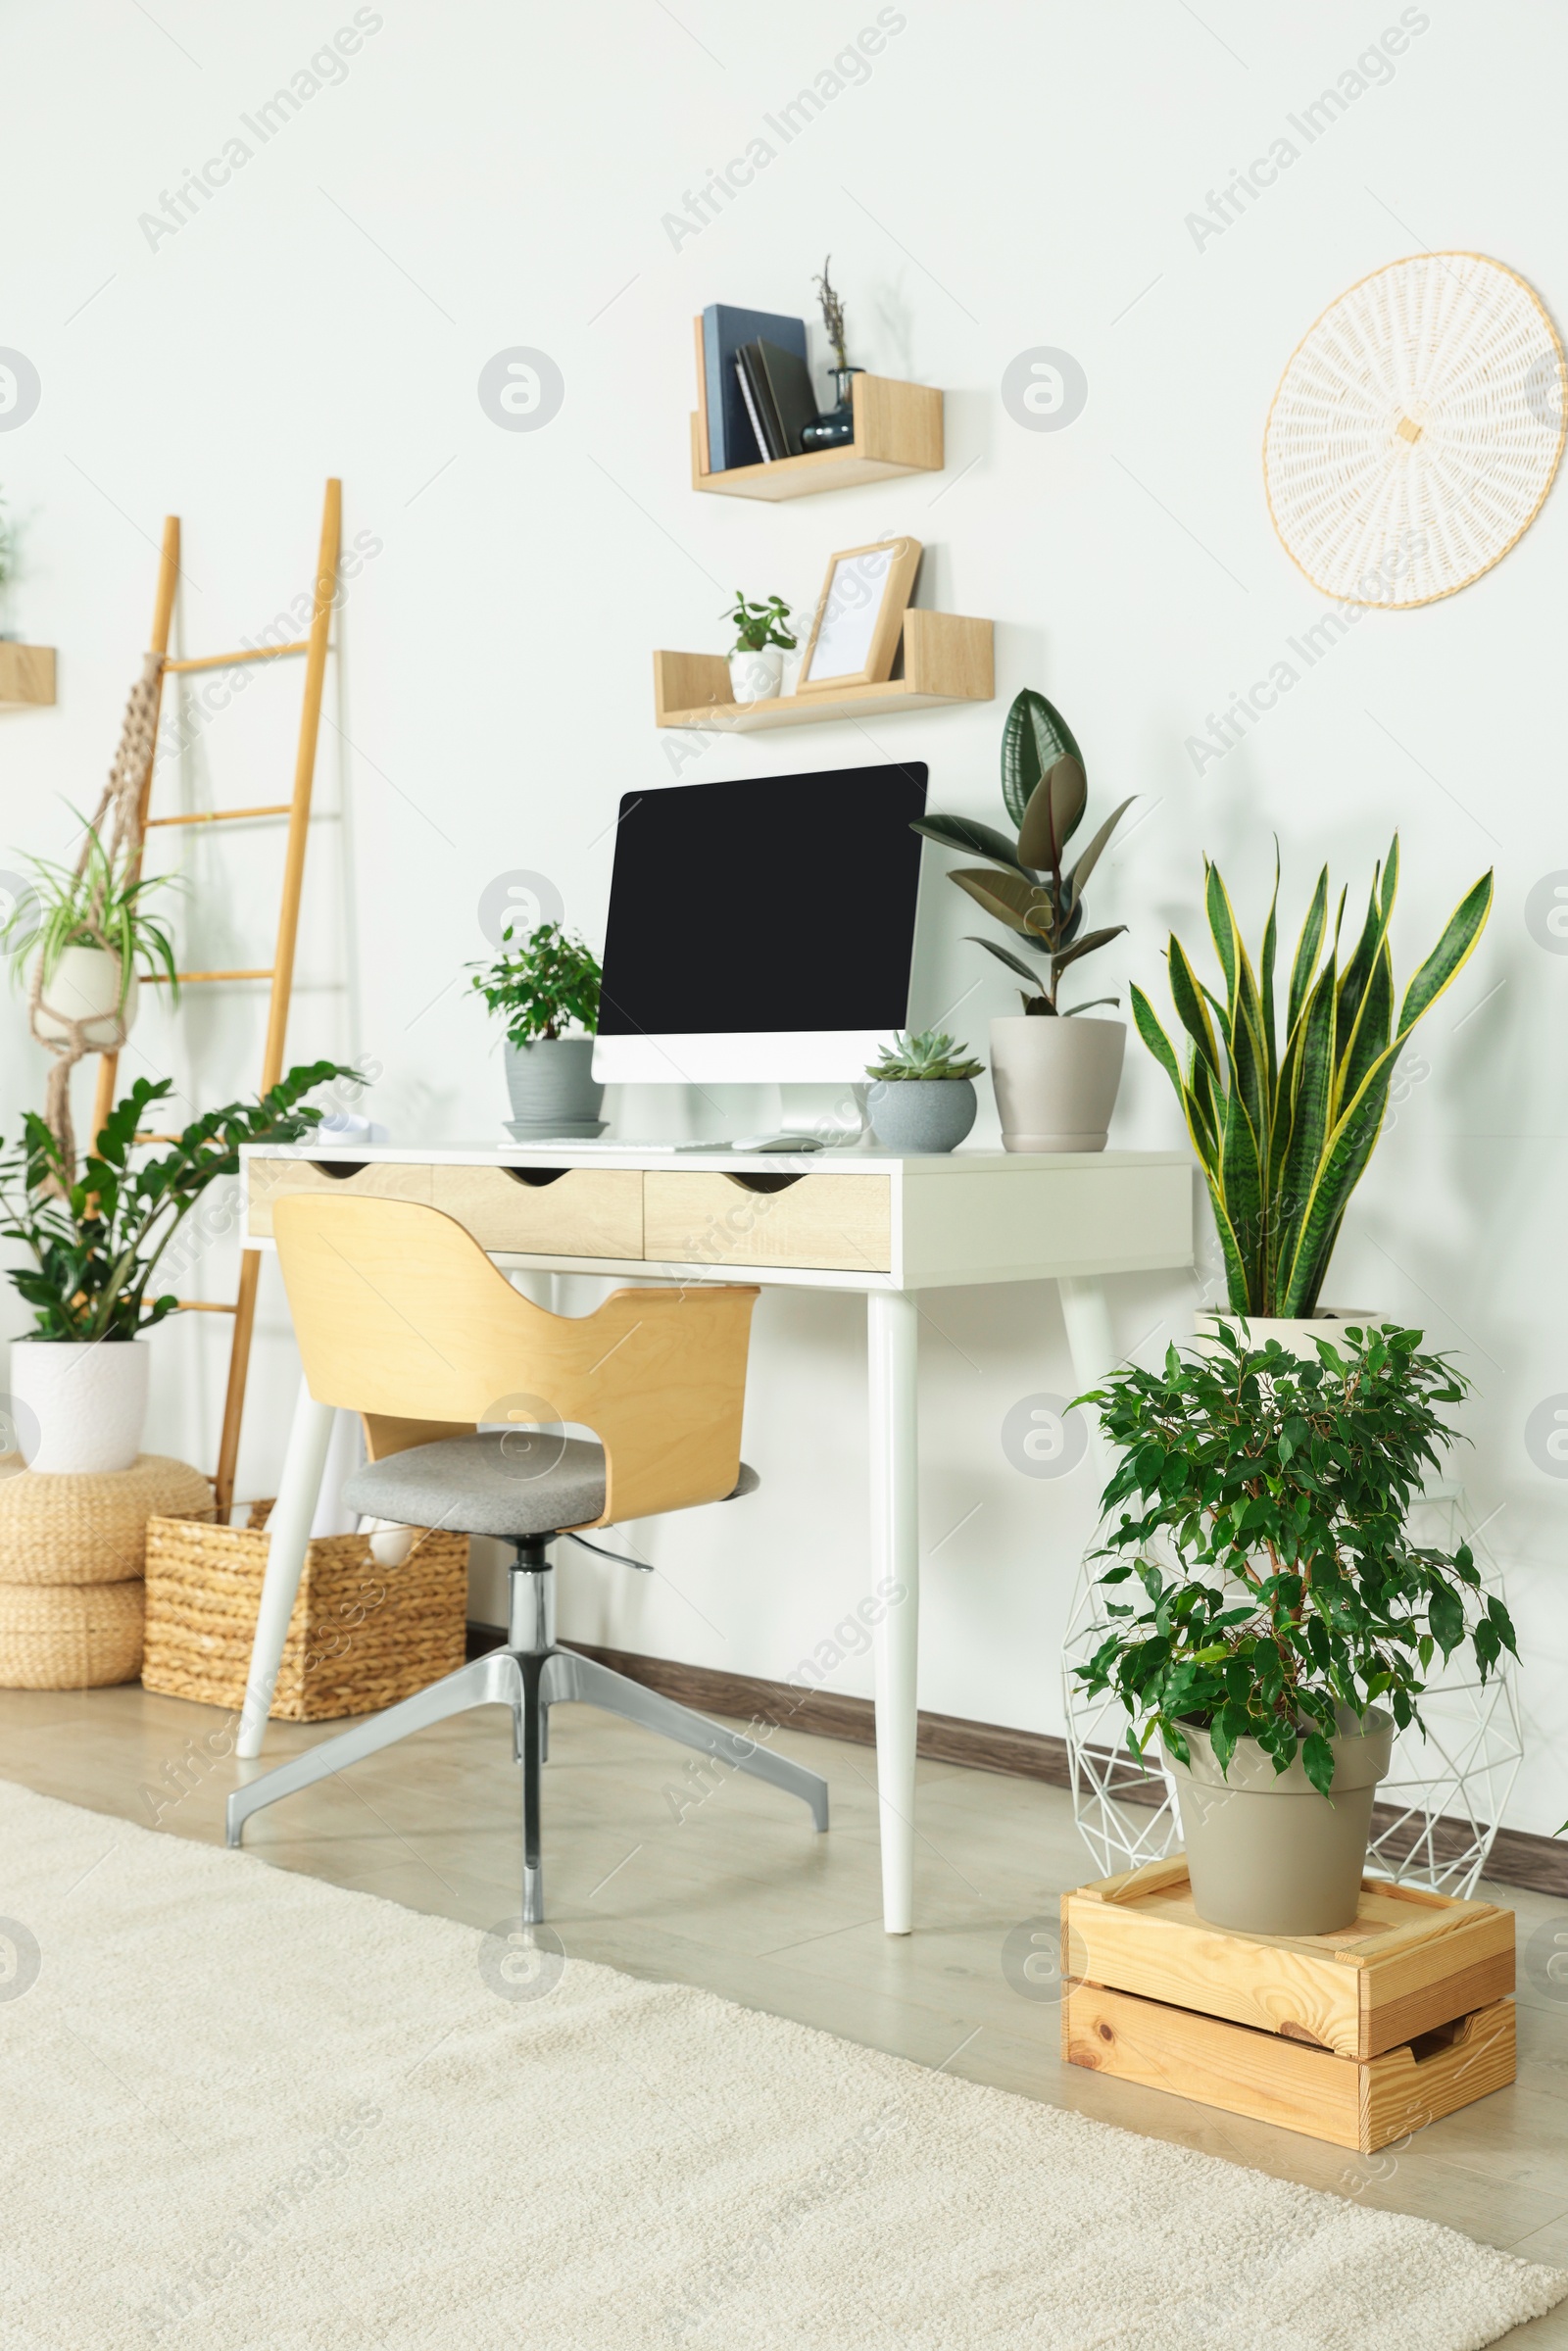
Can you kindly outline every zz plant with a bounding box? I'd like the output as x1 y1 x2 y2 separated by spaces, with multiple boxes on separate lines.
0 1064 348 1343
1132 839 1492 1318
1075 1322 1517 1794
913 688 1134 1015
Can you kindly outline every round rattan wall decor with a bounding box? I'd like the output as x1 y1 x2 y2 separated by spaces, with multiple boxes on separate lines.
1263 253 1566 608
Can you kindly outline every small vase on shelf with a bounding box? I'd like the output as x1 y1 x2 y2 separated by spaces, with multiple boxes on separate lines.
801 366 863 452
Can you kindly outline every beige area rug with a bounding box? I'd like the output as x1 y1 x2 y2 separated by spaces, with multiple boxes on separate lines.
0 1780 1561 2351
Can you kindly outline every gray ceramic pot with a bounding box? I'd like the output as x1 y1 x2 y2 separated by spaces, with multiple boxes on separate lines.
865 1077 977 1153
1164 1706 1394 1935
504 1037 604 1129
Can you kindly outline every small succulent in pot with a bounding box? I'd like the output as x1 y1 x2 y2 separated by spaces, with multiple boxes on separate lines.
912 688 1135 1017
863 1029 983 1153
864 1029 983 1082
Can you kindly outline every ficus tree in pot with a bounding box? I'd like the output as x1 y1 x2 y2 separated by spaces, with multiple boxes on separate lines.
468 920 605 1133
1074 1321 1517 1934
0 1063 350 1474
1132 838 1492 1330
912 689 1135 1152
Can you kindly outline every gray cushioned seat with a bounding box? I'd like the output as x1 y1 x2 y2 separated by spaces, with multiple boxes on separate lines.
342 1433 759 1539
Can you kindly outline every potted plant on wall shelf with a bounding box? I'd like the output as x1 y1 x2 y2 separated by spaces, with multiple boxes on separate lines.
1075 1319 1517 1935
913 688 1134 1151
863 1029 983 1152
469 919 605 1137
1132 838 1492 1348
0 1064 349 1475
3 817 180 1053
725 590 797 705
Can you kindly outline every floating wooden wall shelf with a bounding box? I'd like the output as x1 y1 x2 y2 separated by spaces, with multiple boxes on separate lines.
0 645 56 707
691 373 943 501
654 611 993 733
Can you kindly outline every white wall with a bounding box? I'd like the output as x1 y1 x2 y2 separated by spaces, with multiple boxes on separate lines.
3 0 1566 1829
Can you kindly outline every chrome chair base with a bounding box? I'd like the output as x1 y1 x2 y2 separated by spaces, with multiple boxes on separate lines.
224 1559 829 1924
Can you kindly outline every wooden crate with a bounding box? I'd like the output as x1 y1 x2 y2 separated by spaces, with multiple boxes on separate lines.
1062 1857 1516 2153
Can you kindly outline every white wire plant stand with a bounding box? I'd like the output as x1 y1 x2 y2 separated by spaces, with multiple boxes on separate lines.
1062 1483 1521 1900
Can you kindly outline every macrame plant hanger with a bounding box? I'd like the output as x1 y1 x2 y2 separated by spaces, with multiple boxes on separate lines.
28 650 165 1178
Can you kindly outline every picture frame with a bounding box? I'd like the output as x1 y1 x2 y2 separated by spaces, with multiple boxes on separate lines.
797 537 922 692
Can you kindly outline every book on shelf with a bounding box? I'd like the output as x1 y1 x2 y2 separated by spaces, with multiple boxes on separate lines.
736 345 786 462
753 338 820 458
700 304 808 469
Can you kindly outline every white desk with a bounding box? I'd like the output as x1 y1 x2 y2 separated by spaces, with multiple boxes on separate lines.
234 1141 1193 1932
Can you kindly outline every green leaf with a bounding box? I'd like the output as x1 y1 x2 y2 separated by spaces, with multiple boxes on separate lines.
1000 688 1083 830
949 866 1045 938
1066 797 1136 902
1017 757 1088 871
911 814 1026 872
1300 1731 1336 1797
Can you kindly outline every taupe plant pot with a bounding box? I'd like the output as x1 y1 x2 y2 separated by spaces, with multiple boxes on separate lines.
1164 1707 1395 1935
989 1015 1125 1152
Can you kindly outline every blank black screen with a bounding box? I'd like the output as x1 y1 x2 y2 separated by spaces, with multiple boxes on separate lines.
598 763 928 1037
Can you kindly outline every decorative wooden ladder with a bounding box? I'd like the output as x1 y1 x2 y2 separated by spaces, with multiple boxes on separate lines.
92 478 342 1515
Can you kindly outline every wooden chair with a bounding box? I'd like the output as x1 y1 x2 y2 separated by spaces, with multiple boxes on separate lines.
225 1196 829 1920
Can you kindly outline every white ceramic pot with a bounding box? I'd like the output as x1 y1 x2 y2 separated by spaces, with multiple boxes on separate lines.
778 648 805 697
729 647 784 706
10 1340 149 1473
30 945 138 1050
1194 1307 1384 1355
988 1015 1126 1151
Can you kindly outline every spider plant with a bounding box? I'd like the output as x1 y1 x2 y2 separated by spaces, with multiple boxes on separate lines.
2 817 180 1006
1131 839 1493 1318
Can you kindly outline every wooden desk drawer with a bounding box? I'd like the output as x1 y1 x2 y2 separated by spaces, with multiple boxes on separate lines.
431 1165 643 1258
247 1157 432 1238
643 1172 891 1273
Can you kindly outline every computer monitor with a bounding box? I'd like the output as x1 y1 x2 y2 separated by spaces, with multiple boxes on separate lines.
593 762 928 1085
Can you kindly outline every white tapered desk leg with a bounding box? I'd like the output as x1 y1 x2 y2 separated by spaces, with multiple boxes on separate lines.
867 1289 919 1935
1058 1275 1116 1471
235 1378 337 1760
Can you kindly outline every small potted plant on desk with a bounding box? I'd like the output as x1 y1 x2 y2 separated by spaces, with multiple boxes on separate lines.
1073 1320 1518 1935
469 919 605 1138
913 688 1134 1152
725 590 797 705
863 1029 983 1152
0 1063 349 1474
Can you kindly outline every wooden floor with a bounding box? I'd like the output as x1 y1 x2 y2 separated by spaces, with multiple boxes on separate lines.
5 1677 1568 2343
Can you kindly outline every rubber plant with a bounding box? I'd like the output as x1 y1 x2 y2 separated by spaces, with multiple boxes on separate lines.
1132 839 1493 1318
0 1063 350 1343
911 687 1134 1014
468 920 602 1046
1073 1320 1517 1792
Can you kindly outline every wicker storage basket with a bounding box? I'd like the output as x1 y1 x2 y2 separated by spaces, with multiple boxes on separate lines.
141 1510 468 1721
0 1580 144 1688
0 1455 213 1586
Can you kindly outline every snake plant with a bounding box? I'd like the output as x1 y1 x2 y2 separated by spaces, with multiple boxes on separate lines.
864 1029 983 1082
1131 839 1493 1319
911 688 1134 1015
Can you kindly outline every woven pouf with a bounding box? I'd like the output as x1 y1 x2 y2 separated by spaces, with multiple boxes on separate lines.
0 1453 213 1690
0 1455 213 1587
0 1581 146 1689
